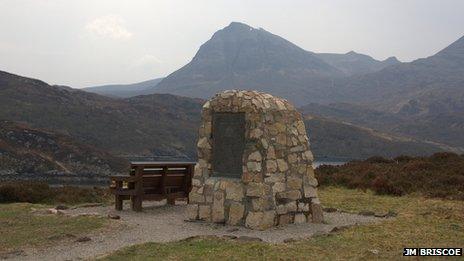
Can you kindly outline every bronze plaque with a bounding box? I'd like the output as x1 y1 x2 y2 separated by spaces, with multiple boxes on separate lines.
212 112 245 178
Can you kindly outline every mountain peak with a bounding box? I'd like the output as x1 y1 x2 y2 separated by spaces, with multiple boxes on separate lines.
216 22 263 37
154 22 342 104
225 22 254 30
383 56 400 64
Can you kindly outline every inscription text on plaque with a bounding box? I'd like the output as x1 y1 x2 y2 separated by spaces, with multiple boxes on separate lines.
212 112 245 178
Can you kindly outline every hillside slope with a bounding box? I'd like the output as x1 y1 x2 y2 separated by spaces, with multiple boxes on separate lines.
0 120 128 178
305 116 446 159
0 70 202 159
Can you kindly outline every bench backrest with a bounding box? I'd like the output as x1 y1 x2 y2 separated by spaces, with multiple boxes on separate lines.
130 162 195 195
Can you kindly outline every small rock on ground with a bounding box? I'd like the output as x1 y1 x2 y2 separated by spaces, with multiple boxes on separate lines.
55 205 69 210
323 207 338 213
108 214 121 220
75 237 91 243
226 228 239 233
358 210 375 216
236 236 263 242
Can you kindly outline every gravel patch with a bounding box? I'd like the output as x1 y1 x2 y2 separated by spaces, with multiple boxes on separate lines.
13 201 387 260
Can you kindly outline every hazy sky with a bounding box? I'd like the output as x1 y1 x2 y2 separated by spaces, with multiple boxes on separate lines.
1 0 463 88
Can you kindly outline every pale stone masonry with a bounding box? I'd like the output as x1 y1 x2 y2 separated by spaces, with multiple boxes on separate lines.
187 90 323 230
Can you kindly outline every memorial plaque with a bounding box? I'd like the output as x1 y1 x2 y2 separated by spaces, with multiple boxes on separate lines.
212 112 245 178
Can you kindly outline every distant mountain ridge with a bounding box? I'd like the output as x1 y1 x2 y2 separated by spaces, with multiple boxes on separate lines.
149 22 409 105
0 69 447 169
84 77 163 98
315 51 401 76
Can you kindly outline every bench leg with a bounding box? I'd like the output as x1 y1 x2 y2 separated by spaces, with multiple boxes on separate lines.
167 197 176 205
115 195 123 211
131 196 143 212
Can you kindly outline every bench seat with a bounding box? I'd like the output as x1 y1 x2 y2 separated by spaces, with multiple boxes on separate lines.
110 161 195 211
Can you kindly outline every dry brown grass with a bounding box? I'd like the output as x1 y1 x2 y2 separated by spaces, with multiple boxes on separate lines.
103 187 464 260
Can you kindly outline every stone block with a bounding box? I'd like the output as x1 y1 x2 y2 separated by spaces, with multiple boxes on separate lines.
272 182 286 193
276 133 287 145
246 183 269 197
311 203 324 223
298 202 309 212
245 211 276 230
228 202 245 225
250 128 263 139
302 150 314 161
199 205 211 221
303 172 318 187
266 146 276 159
189 191 205 203
276 204 287 215
287 153 298 164
266 160 278 173
265 173 285 183
192 178 201 187
226 182 244 201
212 191 225 223
251 196 273 211
287 176 302 190
285 201 297 212
277 190 301 201
194 164 202 177
296 120 306 134
248 151 262 162
261 138 268 149
304 185 318 198
203 184 213 196
290 145 305 152
186 204 198 220
294 213 306 224
197 137 211 149
278 214 293 226
276 159 289 172
247 161 262 172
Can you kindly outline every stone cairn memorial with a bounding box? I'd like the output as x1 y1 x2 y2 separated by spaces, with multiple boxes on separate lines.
187 90 323 230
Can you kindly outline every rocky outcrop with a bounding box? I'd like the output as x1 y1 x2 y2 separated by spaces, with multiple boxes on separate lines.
0 120 128 183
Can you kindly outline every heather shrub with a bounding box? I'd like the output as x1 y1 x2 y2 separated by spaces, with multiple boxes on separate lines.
0 181 111 204
315 152 464 200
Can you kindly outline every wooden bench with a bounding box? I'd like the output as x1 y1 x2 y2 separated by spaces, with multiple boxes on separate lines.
110 161 196 211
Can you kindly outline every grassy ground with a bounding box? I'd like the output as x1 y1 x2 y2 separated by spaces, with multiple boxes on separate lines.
0 203 107 254
103 187 464 260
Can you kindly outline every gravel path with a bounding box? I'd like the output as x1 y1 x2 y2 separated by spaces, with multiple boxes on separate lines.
11 201 385 260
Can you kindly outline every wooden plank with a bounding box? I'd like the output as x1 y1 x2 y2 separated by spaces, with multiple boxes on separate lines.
131 166 143 212
184 164 193 194
161 166 167 196
114 180 123 210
